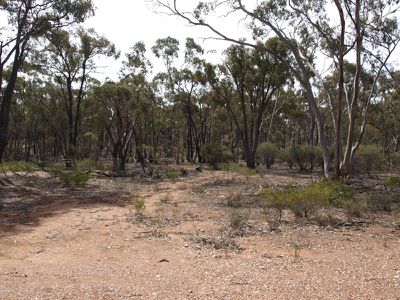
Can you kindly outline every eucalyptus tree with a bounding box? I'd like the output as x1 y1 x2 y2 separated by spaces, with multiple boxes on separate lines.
0 0 94 162
154 0 400 178
8 77 66 161
91 81 137 173
208 38 290 168
41 27 116 161
370 71 400 155
152 37 211 163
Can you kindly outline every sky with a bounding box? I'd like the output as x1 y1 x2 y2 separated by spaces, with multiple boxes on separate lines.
84 0 251 80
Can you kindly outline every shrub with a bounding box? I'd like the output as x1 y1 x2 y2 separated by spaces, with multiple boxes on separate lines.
201 143 233 169
344 200 363 218
278 148 295 169
76 159 105 172
259 181 355 219
367 192 393 213
2 161 38 172
256 143 277 169
384 176 400 188
132 198 146 221
221 163 257 176
288 183 332 217
289 144 319 171
351 144 383 174
228 210 248 230
167 171 181 179
259 188 291 220
59 171 90 185
133 198 146 213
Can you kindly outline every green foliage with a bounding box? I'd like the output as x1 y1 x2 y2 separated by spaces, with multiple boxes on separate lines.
201 143 233 169
2 161 38 172
278 145 322 170
221 163 257 176
75 159 104 172
167 171 181 179
352 144 383 174
256 142 277 169
59 171 90 185
289 144 319 171
384 176 400 188
259 188 292 220
279 148 295 169
259 181 355 218
133 198 146 214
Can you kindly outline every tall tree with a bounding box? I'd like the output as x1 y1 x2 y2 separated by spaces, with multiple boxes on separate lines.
209 38 290 168
42 27 116 161
154 0 400 178
0 0 94 162
152 37 210 163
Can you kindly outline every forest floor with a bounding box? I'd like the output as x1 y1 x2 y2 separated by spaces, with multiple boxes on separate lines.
0 165 399 299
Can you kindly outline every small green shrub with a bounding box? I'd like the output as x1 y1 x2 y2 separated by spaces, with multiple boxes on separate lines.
288 183 332 217
278 148 294 169
59 172 90 185
201 143 234 169
221 163 257 176
352 144 383 174
259 188 291 220
2 161 38 172
256 143 277 169
259 181 355 218
76 159 105 172
167 171 181 179
289 144 319 171
133 198 146 213
384 176 400 188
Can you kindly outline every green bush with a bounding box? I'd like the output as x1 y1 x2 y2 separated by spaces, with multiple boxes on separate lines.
289 144 319 171
167 170 181 179
59 172 90 185
351 144 383 174
259 181 355 218
278 145 320 171
221 163 257 176
76 159 105 172
384 176 400 188
201 143 234 169
133 198 146 213
259 188 292 220
256 143 277 169
279 148 295 169
2 161 38 172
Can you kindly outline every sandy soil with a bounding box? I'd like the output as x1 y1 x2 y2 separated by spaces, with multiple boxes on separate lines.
0 168 399 299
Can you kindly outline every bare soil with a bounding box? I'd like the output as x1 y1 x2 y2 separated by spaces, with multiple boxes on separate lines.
0 166 399 299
